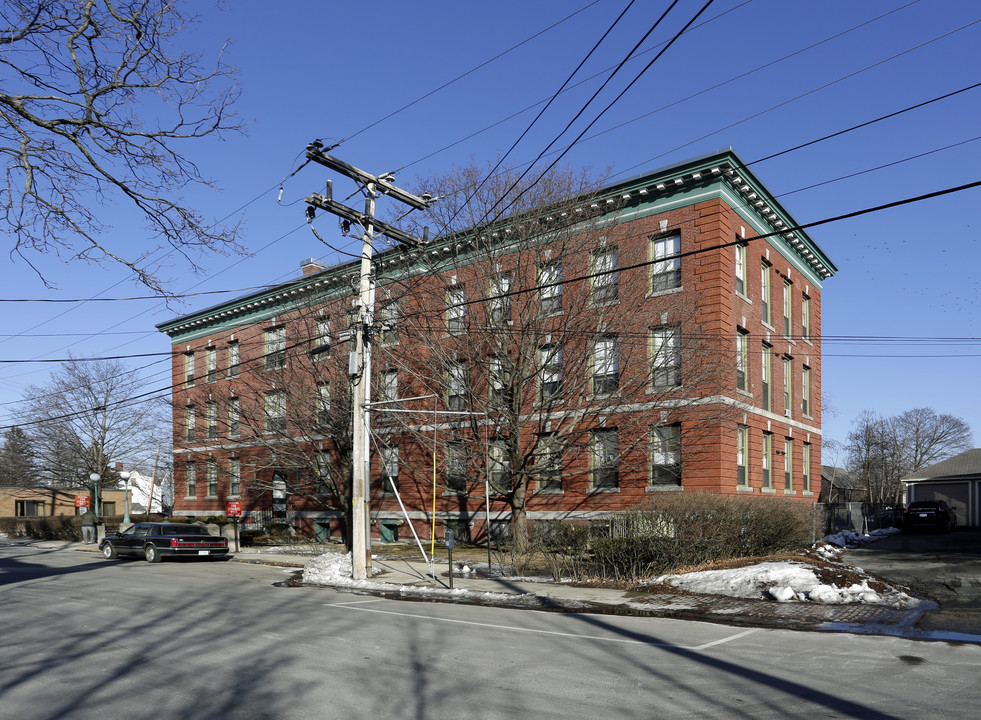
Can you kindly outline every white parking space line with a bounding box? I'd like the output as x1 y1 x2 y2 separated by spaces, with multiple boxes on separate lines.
692 628 758 650
325 601 755 649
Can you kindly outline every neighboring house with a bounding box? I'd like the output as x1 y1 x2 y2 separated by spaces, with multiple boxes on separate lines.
819 466 868 504
902 448 981 528
116 470 171 514
157 149 836 541
0 486 129 518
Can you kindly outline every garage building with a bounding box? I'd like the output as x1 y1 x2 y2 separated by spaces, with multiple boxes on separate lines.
903 448 981 528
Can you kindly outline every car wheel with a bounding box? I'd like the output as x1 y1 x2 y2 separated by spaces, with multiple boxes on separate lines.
145 544 163 563
102 543 118 560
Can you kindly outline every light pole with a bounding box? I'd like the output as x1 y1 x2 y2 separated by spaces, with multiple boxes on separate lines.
120 470 132 523
90 473 101 517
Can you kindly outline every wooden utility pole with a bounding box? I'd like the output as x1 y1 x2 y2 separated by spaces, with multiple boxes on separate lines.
304 144 433 580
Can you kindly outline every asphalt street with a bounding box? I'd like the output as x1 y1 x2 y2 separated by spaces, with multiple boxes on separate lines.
2 541 980 719
846 528 981 636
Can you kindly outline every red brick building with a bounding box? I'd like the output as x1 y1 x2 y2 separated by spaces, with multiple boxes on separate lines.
157 149 836 544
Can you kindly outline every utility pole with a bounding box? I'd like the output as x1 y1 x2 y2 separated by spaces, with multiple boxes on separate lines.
304 142 433 581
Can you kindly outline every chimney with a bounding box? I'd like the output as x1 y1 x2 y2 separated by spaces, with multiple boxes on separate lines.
301 258 326 276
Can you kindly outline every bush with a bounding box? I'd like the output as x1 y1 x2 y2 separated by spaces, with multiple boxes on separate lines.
536 493 818 582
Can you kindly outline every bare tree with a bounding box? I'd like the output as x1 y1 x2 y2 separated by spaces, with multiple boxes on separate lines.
198 310 357 545
379 163 732 551
0 0 241 290
19 358 164 502
847 407 973 505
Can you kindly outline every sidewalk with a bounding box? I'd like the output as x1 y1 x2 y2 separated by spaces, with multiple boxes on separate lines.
232 544 945 639
19 538 973 642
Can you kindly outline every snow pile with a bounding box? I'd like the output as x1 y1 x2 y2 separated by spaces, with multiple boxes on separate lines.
822 526 900 549
302 550 556 606
654 560 919 607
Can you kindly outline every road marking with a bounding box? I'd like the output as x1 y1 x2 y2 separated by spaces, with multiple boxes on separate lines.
692 628 758 650
327 598 388 607
325 601 753 649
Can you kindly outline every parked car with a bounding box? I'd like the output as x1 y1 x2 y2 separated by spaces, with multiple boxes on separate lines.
902 500 956 533
100 522 230 563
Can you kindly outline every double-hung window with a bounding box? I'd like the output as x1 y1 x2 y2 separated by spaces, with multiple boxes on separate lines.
761 344 772 411
736 329 749 392
538 344 562 401
446 442 467 493
313 317 330 358
651 424 681 486
761 262 771 324
801 295 810 341
535 434 562 492
316 382 330 425
489 275 511 325
380 446 399 493
736 425 749 486
446 286 466 334
762 432 773 489
186 462 197 498
184 352 195 387
489 440 511 494
735 243 747 296
265 390 286 433
591 247 618 303
228 397 240 438
227 341 240 378
784 438 794 490
379 303 400 345
591 429 619 489
265 326 286 370
206 459 218 497
802 443 811 492
379 370 398 403
447 362 467 412
206 401 217 440
592 336 619 395
229 458 241 496
651 233 681 292
651 325 680 387
802 365 811 417
185 405 195 442
205 347 217 383
783 281 793 338
489 355 512 406
539 263 562 315
784 357 793 416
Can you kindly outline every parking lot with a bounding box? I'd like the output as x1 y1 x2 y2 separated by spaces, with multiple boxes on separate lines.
845 528 981 636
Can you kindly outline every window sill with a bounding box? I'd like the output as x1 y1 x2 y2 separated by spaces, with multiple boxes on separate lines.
589 487 620 494
802 490 814 497
737 389 752 398
590 298 620 308
648 383 682 393
647 485 683 492
184 496 197 500
761 321 776 333
761 487 776 495
205 495 218 500
736 485 754 493
648 285 683 299
784 490 797 496
801 337 813 347
535 488 564 495
736 292 752 305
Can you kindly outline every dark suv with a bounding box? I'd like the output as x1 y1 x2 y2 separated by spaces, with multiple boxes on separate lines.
902 500 956 533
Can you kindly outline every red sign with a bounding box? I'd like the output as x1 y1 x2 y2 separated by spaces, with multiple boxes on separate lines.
75 496 90 508
226 500 242 517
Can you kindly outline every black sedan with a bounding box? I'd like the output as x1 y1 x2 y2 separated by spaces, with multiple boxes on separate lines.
100 522 230 563
902 500 956 533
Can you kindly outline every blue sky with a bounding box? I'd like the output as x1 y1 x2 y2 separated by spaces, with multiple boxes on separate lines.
2 0 979 455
